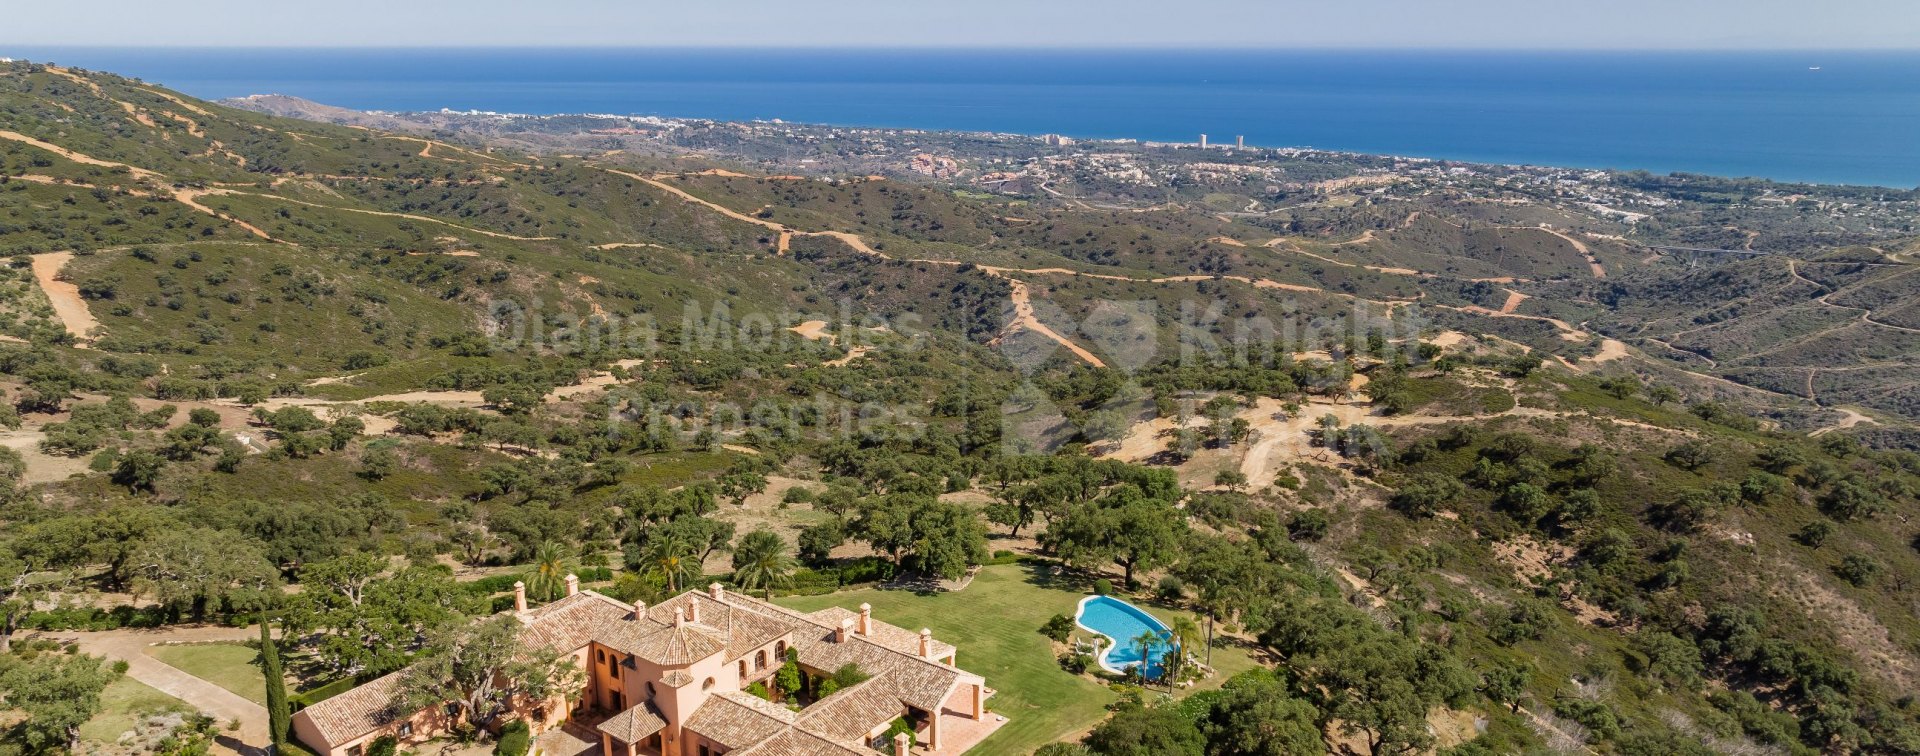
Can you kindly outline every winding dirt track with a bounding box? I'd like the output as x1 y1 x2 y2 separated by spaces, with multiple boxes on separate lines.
29 252 99 344
0 129 160 178
1810 408 1878 437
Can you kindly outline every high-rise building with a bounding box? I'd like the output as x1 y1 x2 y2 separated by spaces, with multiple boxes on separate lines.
1236 135 1245 148
1198 134 1208 149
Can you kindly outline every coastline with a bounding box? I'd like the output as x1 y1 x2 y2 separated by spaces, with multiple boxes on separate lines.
11 47 1919 188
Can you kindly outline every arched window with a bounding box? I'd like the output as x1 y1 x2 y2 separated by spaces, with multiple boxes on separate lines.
738 660 747 678
774 640 787 659
754 650 767 671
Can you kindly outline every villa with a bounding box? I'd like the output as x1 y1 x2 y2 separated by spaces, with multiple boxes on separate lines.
291 577 1005 756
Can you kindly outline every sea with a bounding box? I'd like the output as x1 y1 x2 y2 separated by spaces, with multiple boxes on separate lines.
10 48 1920 188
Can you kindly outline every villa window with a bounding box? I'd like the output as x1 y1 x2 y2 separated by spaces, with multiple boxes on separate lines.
398 723 413 738
754 650 767 671
775 640 787 658
738 660 747 678
610 662 620 680
702 677 715 691
596 649 605 664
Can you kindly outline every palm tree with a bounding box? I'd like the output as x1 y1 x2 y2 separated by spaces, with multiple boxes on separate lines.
1133 630 1162 684
730 529 795 600
640 531 701 594
1167 615 1203 684
525 542 570 602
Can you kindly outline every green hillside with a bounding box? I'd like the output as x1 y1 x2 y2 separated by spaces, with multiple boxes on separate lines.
3 60 1919 756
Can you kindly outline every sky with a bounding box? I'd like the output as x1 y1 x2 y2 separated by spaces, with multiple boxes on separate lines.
4 0 1917 49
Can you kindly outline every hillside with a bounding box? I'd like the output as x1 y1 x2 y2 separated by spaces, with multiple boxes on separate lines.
2 60 1919 756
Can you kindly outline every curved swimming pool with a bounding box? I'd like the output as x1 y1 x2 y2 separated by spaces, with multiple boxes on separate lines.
1074 595 1174 679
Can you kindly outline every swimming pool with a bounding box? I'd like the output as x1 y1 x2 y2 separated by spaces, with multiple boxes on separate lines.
1074 595 1175 679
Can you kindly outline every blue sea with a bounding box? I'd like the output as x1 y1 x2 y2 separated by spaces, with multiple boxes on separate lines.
12 48 1920 188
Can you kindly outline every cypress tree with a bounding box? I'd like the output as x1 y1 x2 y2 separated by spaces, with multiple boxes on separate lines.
260 618 290 752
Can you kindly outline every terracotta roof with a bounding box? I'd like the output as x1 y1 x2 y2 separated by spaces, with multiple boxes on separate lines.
296 588 984 756
682 692 795 749
519 591 635 653
628 622 729 665
292 671 404 747
730 728 870 756
596 702 668 743
792 669 909 742
650 591 797 659
808 606 955 660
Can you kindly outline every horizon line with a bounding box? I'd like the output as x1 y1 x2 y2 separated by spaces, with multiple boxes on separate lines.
6 44 1918 53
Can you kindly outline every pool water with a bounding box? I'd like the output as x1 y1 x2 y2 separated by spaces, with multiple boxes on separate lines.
1075 595 1175 679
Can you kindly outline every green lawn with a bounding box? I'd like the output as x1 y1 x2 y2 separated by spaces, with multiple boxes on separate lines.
776 563 1260 755
78 676 197 746
148 643 266 705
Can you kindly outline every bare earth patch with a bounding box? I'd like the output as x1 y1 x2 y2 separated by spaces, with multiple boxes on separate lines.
30 251 100 344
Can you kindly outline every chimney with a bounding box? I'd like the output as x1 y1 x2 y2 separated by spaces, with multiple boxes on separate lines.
674 606 688 628
893 731 911 756
687 600 700 624
919 628 933 658
564 574 579 597
858 603 872 636
512 581 528 613
835 617 854 643
708 582 725 600
629 601 647 621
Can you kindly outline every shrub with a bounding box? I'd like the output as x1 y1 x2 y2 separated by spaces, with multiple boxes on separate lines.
836 557 895 586
495 721 530 756
1835 555 1881 587
1155 575 1185 600
1092 578 1113 596
366 736 397 756
745 682 771 700
1552 697 1622 741
1287 509 1328 542
1058 652 1092 675
1796 521 1835 548
883 717 916 749
781 486 815 504
1040 614 1077 642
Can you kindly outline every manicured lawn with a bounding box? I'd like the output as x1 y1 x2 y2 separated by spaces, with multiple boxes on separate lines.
148 643 266 705
78 676 196 746
776 562 1261 754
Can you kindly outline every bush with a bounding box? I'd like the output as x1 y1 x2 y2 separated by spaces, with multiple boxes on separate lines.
781 486 815 504
883 717 916 749
1835 555 1882 587
495 721 530 756
1040 614 1077 642
1287 509 1329 542
835 557 895 586
745 681 771 700
366 736 397 756
1058 652 1093 675
1796 521 1835 548
291 677 358 709
1155 575 1185 600
1092 578 1113 596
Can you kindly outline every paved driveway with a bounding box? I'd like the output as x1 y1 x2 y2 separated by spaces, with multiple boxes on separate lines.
46 625 269 755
